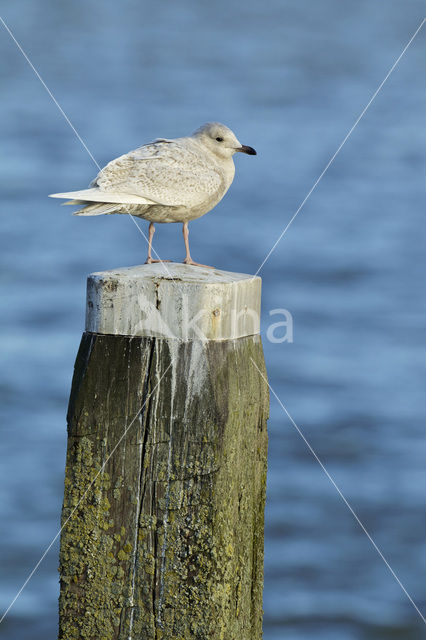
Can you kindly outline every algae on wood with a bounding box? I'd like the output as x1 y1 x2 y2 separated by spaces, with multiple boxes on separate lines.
59 332 268 640
59 262 269 640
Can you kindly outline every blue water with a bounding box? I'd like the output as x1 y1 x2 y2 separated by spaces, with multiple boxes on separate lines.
1 1 426 638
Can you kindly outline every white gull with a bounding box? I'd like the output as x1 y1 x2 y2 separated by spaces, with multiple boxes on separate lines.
49 122 256 267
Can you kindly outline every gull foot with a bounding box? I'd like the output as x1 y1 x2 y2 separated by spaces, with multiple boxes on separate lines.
145 258 171 264
183 258 214 268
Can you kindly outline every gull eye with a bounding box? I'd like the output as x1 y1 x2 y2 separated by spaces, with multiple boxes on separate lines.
215 137 224 142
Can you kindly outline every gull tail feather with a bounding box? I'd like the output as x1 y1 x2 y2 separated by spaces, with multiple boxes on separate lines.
74 202 122 216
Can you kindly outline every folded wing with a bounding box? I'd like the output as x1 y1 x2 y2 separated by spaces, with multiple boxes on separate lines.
49 187 157 205
49 139 223 211
92 140 223 208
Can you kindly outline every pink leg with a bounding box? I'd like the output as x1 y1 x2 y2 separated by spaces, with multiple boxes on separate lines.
145 222 171 264
182 222 214 268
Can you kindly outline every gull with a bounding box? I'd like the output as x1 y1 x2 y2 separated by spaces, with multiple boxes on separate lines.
49 122 256 267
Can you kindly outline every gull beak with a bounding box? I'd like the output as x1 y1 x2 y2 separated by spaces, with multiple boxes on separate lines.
236 145 257 156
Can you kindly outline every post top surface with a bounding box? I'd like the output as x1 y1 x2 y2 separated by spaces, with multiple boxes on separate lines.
86 263 261 340
90 262 259 286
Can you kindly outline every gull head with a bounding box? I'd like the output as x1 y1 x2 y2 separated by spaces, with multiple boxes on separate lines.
192 122 256 159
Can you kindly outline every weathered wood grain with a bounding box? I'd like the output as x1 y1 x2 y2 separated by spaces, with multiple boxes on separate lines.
85 263 261 340
58 264 268 640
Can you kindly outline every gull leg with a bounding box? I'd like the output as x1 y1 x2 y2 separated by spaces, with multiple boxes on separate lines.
182 222 214 268
145 222 171 264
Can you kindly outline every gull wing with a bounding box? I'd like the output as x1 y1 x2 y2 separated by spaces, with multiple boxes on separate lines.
92 139 223 208
49 187 157 205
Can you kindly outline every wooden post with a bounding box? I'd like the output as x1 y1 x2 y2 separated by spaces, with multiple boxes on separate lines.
58 263 269 640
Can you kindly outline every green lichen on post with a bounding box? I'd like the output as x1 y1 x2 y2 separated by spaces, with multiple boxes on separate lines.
59 333 268 639
59 436 137 639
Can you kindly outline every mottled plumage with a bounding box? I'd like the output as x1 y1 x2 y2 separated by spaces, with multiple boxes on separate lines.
49 122 256 266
